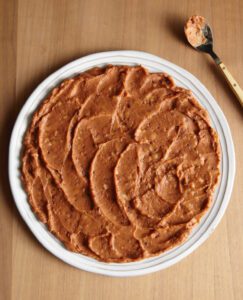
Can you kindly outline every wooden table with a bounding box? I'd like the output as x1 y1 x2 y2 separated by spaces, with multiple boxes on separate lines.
1 1 243 299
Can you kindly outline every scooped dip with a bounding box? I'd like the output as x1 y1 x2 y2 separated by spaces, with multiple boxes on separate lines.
184 15 207 48
22 65 220 262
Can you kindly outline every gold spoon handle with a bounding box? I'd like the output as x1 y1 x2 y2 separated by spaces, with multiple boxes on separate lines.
218 62 243 107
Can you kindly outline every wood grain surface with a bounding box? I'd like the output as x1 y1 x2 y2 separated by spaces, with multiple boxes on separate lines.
0 0 243 299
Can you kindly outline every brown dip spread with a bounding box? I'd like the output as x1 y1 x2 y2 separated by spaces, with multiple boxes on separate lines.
185 16 207 48
22 65 220 262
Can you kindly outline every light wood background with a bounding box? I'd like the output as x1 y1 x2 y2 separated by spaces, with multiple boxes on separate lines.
1 1 243 299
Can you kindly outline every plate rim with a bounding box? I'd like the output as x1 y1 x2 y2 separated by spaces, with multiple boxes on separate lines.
8 50 235 277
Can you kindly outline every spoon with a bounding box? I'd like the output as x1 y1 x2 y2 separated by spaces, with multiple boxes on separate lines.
184 15 243 107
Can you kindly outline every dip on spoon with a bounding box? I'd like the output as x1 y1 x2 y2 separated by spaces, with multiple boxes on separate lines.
184 15 207 48
184 15 243 107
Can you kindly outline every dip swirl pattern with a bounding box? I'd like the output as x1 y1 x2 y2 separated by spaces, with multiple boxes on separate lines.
22 65 220 262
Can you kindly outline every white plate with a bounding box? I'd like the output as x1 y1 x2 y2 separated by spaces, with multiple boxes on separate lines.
9 51 235 277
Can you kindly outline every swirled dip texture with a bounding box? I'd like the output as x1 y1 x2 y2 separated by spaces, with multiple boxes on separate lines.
22 65 220 262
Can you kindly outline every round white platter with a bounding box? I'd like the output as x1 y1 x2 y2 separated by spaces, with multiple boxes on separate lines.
9 51 235 277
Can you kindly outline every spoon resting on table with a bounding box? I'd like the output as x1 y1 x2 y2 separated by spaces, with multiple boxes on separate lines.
184 15 243 107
